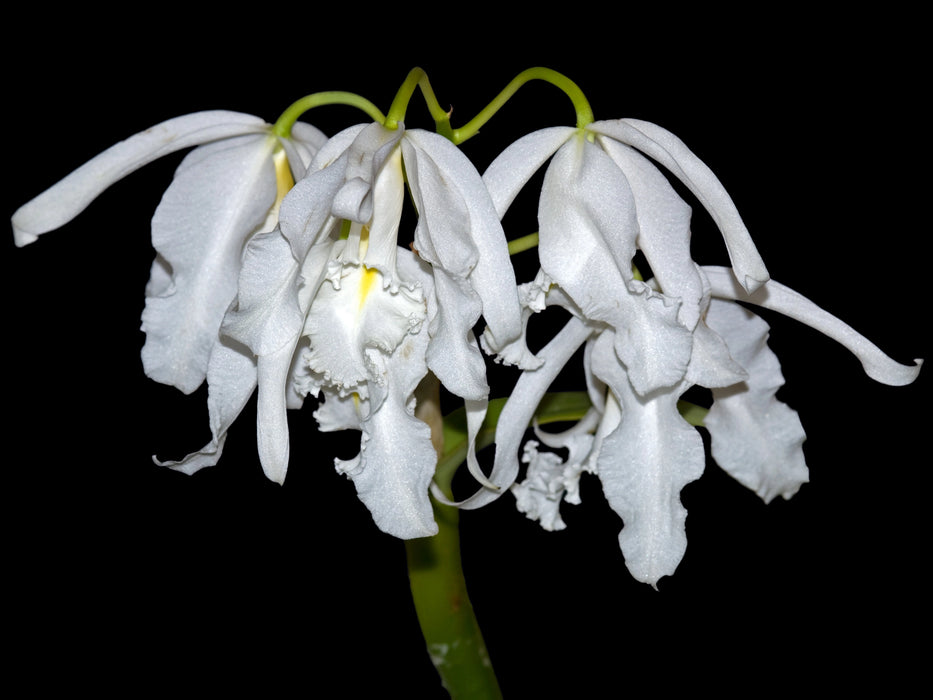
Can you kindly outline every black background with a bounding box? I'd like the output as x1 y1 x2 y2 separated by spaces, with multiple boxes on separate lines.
4 9 929 697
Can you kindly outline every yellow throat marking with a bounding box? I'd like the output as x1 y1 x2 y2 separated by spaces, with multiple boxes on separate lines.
271 144 295 218
358 226 380 310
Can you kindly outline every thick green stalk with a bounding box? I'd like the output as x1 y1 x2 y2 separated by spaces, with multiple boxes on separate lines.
407 375 502 698
405 500 501 698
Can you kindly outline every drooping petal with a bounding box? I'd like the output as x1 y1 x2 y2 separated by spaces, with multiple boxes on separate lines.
402 129 531 364
256 341 297 484
703 266 923 386
221 229 304 356
452 314 594 510
541 133 639 284
539 135 692 394
482 126 577 218
154 336 258 474
596 135 705 330
420 265 487 402
703 299 809 502
140 133 278 393
279 150 351 261
589 331 706 587
590 119 770 293
219 229 312 485
12 111 268 246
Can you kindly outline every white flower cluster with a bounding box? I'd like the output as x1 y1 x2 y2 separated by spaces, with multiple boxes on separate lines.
12 100 921 584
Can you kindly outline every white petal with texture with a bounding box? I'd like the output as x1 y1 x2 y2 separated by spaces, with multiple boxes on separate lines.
591 119 770 293
703 266 922 386
703 299 809 502
141 133 277 393
12 111 268 246
589 331 705 587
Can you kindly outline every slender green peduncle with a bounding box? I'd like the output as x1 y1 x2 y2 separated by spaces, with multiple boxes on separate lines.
385 67 455 139
273 91 387 138
451 67 595 145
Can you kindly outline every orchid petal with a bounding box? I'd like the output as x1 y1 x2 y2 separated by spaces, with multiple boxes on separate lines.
402 129 530 364
590 119 770 293
221 229 304 356
703 266 923 386
539 137 692 394
703 299 809 502
140 133 278 393
256 341 296 485
421 266 487 402
154 336 258 474
12 111 268 246
482 126 576 218
452 314 593 510
279 151 351 259
332 123 404 225
589 331 705 587
596 135 705 330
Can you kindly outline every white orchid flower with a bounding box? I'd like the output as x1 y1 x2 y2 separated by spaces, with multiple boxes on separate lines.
181 120 532 539
12 110 327 395
483 120 922 586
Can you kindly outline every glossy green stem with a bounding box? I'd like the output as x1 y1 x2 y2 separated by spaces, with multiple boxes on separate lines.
407 375 502 698
405 498 501 699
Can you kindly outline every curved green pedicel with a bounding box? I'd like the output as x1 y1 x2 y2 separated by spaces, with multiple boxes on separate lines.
451 67 595 145
273 91 387 138
384 66 595 145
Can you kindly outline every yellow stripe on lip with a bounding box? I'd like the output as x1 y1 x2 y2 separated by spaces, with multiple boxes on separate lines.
358 225 380 309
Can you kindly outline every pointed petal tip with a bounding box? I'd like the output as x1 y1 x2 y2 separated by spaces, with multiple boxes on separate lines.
262 462 288 486
874 356 923 387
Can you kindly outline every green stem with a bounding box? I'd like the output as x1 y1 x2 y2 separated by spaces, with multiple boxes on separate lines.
386 67 455 140
407 375 502 698
507 232 539 256
273 91 387 137
451 67 595 145
405 496 501 699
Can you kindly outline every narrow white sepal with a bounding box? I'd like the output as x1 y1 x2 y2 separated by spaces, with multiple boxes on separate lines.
703 266 923 386
12 111 268 246
590 119 770 293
